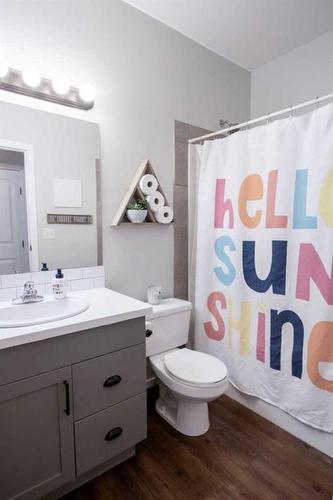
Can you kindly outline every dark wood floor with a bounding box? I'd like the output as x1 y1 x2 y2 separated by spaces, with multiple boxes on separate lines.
63 394 333 500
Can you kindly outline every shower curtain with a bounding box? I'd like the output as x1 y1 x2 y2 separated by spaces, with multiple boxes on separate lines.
192 103 333 432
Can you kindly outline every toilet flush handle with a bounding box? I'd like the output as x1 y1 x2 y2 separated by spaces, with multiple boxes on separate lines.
145 328 153 338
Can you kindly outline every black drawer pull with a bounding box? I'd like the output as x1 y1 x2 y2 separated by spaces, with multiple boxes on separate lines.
103 375 122 388
63 380 70 416
146 328 153 338
105 427 123 441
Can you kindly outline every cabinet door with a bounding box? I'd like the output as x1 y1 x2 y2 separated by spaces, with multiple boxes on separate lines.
0 367 75 500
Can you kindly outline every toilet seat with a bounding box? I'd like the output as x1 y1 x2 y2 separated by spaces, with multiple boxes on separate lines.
164 348 228 387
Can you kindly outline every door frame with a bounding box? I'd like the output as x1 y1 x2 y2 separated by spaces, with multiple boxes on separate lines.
0 139 39 272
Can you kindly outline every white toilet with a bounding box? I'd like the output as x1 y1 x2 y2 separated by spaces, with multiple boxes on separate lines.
146 298 228 436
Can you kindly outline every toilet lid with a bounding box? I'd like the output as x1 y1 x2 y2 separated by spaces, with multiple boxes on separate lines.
164 349 227 385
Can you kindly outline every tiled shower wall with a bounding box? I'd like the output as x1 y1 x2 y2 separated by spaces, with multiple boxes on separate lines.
174 121 210 300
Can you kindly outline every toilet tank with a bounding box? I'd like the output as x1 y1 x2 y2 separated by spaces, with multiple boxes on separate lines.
145 298 192 357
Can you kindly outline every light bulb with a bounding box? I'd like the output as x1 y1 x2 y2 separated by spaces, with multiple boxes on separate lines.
79 84 95 103
52 75 70 95
22 67 41 88
0 58 9 78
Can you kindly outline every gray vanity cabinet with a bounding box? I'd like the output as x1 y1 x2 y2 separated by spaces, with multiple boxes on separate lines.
0 367 75 500
0 317 147 500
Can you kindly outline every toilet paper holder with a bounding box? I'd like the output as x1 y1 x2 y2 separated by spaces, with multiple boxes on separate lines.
147 285 162 305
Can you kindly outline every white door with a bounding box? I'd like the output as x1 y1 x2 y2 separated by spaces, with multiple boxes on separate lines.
0 168 30 274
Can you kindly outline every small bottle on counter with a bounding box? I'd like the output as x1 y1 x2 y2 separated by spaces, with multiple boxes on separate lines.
52 269 68 299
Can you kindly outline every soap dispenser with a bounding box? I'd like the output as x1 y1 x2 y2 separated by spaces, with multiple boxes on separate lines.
52 269 68 299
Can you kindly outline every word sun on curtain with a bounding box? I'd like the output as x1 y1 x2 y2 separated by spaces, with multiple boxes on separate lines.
190 103 333 432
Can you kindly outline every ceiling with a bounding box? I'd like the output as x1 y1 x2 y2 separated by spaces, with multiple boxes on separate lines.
123 0 333 70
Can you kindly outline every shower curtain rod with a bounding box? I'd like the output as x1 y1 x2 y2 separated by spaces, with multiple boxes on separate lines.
188 91 333 144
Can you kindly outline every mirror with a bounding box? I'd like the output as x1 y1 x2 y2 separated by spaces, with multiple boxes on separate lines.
0 101 101 274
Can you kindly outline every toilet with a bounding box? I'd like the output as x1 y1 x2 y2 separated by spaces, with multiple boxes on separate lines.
146 298 228 436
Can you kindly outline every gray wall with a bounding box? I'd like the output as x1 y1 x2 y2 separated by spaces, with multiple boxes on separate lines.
0 0 250 300
0 102 99 270
251 29 333 117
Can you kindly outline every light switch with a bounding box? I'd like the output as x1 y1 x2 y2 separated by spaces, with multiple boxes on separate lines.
43 227 55 239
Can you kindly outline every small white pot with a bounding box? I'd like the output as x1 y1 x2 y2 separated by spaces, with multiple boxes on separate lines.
127 209 147 223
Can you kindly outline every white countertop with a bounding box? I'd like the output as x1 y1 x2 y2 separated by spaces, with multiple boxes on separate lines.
0 287 152 350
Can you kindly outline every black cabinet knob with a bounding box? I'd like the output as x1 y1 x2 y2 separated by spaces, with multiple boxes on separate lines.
103 375 121 388
145 329 153 338
105 427 123 441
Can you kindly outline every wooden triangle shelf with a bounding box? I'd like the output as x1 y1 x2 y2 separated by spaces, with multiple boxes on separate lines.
111 159 173 226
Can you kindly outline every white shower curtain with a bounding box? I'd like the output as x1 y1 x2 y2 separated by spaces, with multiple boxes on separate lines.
192 103 333 432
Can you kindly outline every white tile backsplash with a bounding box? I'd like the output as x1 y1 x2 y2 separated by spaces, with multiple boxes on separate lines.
61 268 84 280
45 282 53 295
70 278 94 291
31 271 55 284
82 266 104 278
0 266 105 302
2 273 32 289
0 287 17 302
94 276 105 288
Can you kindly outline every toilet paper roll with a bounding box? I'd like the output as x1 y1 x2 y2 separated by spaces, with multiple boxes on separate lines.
156 206 174 224
146 191 165 212
139 174 158 195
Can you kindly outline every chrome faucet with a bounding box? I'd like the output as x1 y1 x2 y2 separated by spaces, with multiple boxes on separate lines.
12 281 44 305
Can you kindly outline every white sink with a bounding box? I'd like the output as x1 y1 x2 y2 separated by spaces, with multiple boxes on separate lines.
0 296 89 328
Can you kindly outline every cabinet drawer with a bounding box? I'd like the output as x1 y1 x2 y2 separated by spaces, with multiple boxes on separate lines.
75 392 146 476
0 318 146 388
72 343 146 420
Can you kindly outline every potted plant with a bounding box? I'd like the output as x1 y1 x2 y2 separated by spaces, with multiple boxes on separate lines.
126 199 148 223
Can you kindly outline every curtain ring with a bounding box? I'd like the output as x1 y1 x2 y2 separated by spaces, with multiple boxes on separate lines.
315 96 319 110
266 113 270 125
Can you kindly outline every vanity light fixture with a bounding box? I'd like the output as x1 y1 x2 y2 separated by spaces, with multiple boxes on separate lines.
52 75 70 95
79 83 96 103
22 67 41 88
0 64 95 110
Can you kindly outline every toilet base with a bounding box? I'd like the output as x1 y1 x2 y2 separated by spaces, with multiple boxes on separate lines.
155 386 210 437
